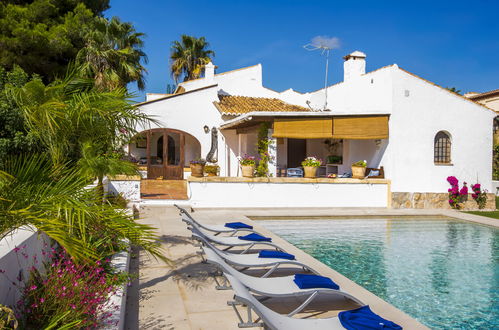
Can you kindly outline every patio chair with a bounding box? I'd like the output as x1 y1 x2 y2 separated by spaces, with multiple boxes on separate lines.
174 204 256 236
203 246 364 314
225 274 402 330
187 217 285 253
193 229 319 277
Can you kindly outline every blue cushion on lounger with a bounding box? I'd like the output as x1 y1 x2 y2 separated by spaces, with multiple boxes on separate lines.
225 222 253 229
238 233 272 242
293 274 339 290
338 305 402 330
258 250 295 260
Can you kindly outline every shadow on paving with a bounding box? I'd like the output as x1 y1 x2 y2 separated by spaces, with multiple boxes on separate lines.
158 234 193 246
126 246 170 330
138 252 220 291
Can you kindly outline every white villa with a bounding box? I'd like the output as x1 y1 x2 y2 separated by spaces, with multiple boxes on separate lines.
127 51 496 208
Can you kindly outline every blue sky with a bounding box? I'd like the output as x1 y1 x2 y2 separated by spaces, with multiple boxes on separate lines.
107 0 499 102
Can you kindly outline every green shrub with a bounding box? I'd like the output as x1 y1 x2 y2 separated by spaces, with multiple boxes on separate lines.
106 193 128 209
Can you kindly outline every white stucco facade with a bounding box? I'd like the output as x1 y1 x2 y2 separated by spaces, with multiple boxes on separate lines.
134 52 496 201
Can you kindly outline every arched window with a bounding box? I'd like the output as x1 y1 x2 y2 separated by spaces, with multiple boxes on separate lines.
434 131 451 164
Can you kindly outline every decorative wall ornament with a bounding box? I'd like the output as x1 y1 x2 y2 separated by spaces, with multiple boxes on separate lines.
206 127 218 163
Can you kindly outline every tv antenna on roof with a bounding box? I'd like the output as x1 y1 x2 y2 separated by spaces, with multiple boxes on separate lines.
304 36 339 111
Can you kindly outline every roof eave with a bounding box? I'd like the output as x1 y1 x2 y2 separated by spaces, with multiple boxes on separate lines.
135 84 218 106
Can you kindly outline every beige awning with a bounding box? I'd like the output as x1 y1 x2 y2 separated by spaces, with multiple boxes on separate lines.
273 118 333 139
273 115 389 139
332 115 389 139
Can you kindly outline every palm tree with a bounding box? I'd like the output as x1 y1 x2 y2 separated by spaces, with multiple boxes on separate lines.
12 69 152 167
170 35 215 83
77 17 148 91
0 154 165 263
78 142 138 202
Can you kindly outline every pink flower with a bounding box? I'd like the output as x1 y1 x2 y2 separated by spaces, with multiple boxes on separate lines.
447 176 458 186
29 285 37 291
459 184 468 196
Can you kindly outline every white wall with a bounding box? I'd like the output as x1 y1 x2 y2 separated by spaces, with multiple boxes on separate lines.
189 181 389 208
388 69 495 192
309 65 395 114
137 86 230 172
177 64 310 106
309 64 493 193
107 180 141 202
0 228 50 307
184 134 201 166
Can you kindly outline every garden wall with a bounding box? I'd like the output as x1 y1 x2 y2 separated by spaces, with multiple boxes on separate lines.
104 177 141 202
391 192 496 210
0 228 50 307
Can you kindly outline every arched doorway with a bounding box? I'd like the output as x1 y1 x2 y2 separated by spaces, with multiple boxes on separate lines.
129 128 200 180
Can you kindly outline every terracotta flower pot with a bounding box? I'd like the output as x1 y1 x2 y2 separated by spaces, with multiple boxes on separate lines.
351 165 366 178
190 163 205 177
241 165 255 178
303 166 318 178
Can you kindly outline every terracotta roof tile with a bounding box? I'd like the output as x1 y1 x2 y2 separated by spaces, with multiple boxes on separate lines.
213 95 309 115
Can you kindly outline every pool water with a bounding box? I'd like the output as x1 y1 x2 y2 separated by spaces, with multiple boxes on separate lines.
258 217 499 329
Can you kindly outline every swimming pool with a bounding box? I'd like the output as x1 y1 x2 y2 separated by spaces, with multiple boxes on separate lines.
258 217 498 329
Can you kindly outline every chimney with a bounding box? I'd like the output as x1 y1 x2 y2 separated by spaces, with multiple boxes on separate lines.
204 61 215 81
343 51 366 82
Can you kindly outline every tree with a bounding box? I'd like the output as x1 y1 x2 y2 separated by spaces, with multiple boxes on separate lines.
76 16 148 90
1 0 110 15
78 142 138 201
170 35 215 83
3 68 165 263
446 87 462 95
0 1 109 82
0 154 165 263
12 68 152 167
0 66 42 165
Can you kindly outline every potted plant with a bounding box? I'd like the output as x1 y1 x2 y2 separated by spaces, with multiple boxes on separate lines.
190 158 206 177
327 155 343 164
204 163 219 177
301 157 322 178
351 160 367 178
240 154 256 178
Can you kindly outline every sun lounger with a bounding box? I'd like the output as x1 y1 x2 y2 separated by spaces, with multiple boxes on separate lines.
203 246 364 316
175 204 256 236
185 215 284 252
225 274 402 330
195 233 319 277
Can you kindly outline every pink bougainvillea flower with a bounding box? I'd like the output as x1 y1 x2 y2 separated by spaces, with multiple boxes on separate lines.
447 176 458 186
